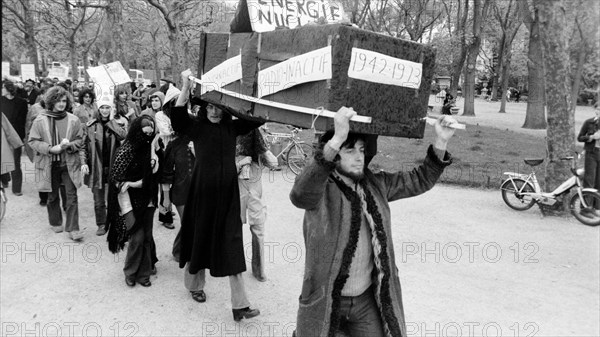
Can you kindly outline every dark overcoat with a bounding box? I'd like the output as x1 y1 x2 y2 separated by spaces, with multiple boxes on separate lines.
171 106 262 276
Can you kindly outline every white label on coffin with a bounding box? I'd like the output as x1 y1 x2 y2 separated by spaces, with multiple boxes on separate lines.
348 48 422 89
201 54 243 95
247 0 344 33
257 46 332 98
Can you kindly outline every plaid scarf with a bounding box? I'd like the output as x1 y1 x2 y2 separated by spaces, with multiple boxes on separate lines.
42 110 68 162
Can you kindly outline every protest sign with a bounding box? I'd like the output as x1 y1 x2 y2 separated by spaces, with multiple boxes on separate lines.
86 61 131 105
246 0 344 32
104 61 131 85
2 62 10 78
20 64 36 81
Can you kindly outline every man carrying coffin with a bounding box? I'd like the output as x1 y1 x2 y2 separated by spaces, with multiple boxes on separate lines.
289 108 457 336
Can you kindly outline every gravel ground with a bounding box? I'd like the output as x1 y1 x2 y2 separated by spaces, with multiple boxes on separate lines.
1 162 599 336
1 98 599 336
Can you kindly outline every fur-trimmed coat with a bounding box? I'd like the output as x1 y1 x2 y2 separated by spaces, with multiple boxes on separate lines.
81 118 127 189
289 145 451 337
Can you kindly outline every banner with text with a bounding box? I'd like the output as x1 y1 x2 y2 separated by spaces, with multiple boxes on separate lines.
201 54 243 95
347 48 422 89
247 0 344 32
256 46 332 98
20 64 36 81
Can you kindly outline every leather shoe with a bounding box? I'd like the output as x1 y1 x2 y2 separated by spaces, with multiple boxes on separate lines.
125 277 135 287
138 280 151 287
232 307 260 321
162 222 175 229
190 290 206 303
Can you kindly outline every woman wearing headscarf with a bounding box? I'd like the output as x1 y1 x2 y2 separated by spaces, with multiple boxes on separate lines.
106 115 159 287
171 69 264 321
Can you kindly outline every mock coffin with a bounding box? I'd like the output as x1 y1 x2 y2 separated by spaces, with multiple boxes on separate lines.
195 24 435 138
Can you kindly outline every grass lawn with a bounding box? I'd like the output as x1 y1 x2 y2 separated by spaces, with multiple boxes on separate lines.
370 124 550 188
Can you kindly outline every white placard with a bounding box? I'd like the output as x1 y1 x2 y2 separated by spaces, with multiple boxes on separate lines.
20 64 36 81
86 65 117 104
347 48 422 89
86 66 114 90
104 61 131 85
2 62 10 77
201 54 243 95
256 46 332 98
247 0 344 33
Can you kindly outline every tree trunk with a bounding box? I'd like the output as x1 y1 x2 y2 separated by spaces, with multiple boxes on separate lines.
522 12 547 129
169 30 184 87
83 50 90 84
492 38 506 101
70 36 78 85
449 0 467 97
570 48 586 112
151 33 161 86
498 53 511 113
40 49 47 76
536 0 574 194
23 1 40 77
106 0 127 71
462 43 479 116
461 0 492 116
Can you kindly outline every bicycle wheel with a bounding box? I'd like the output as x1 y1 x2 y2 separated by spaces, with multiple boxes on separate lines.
500 178 535 211
570 190 600 226
286 142 314 175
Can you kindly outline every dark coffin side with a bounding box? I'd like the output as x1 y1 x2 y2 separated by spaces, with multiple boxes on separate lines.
196 25 435 138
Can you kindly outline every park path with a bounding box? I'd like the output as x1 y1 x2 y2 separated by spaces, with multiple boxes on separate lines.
1 166 598 336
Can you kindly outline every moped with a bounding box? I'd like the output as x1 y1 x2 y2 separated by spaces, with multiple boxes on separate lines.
500 153 600 226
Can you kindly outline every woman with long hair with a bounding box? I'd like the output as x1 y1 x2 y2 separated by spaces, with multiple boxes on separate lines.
114 89 138 121
73 88 97 123
106 115 159 287
28 86 84 241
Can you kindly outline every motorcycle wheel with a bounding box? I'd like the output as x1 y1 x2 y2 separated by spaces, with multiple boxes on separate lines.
570 190 600 226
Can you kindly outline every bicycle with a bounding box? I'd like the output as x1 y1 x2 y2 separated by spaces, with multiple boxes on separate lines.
500 152 600 226
261 124 314 175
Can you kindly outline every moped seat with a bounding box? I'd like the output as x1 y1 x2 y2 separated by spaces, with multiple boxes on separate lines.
524 158 544 166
